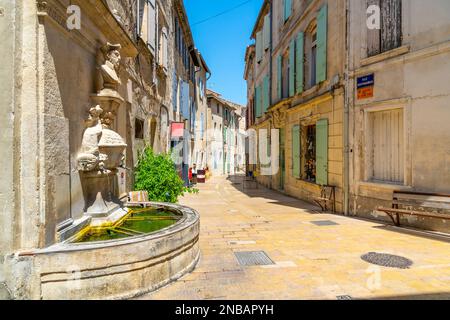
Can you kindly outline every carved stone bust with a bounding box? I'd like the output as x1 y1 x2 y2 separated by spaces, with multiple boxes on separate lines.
100 43 122 92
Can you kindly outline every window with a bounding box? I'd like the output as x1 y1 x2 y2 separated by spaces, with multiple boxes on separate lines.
367 0 402 57
160 26 168 69
147 0 157 53
367 108 404 183
292 119 328 184
305 23 318 89
302 125 316 182
135 118 144 139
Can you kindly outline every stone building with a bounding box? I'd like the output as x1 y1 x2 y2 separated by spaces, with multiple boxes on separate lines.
206 90 246 176
346 0 450 231
0 0 208 299
244 0 347 211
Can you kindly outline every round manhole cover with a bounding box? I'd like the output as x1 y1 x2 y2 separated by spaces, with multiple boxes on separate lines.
361 252 413 269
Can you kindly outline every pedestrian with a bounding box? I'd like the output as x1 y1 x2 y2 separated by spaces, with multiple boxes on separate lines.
188 166 193 186
192 163 198 185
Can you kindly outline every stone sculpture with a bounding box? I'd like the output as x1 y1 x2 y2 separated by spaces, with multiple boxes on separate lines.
77 105 104 172
77 42 127 217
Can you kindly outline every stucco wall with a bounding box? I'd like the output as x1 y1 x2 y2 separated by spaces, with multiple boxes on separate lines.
348 0 450 231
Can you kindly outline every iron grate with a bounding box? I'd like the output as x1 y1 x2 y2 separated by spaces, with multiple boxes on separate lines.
234 251 274 266
361 252 413 269
310 220 339 226
336 295 353 300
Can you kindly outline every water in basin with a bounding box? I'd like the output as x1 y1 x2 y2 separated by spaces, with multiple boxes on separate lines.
75 208 181 243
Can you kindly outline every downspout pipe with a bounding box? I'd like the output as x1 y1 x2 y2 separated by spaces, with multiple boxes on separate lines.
343 0 350 216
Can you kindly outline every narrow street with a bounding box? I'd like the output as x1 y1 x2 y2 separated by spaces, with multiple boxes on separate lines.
139 176 450 300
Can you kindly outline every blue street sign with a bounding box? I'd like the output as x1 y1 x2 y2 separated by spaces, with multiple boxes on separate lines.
357 74 375 89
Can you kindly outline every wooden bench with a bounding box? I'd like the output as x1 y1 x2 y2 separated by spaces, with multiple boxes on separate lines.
314 185 336 213
377 191 450 226
126 191 153 208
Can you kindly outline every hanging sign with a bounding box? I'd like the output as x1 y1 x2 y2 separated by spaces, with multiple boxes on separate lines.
357 74 374 99
170 122 184 139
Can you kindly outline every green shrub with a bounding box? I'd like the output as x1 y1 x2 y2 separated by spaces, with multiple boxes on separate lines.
134 147 185 203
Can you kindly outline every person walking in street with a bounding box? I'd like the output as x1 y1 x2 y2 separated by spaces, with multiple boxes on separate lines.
192 163 198 185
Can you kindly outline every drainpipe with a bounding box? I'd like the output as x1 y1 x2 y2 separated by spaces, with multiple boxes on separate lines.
343 0 350 216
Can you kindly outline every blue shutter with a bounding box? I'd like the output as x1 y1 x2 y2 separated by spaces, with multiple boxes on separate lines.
284 0 292 21
289 39 295 97
295 32 304 94
256 31 263 63
292 125 300 178
263 14 271 50
316 119 328 185
277 55 282 100
263 75 269 113
316 4 328 83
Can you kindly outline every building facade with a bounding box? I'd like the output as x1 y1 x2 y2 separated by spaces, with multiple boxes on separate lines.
245 0 347 212
206 90 246 176
0 0 208 299
347 0 450 231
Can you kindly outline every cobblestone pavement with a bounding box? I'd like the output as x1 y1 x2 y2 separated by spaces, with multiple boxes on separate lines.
137 176 450 300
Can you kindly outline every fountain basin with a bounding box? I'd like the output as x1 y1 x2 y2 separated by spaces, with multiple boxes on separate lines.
18 202 200 300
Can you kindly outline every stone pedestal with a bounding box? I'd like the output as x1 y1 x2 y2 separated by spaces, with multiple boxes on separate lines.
81 171 122 217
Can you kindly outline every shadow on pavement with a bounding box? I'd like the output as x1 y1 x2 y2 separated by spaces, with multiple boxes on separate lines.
225 174 322 213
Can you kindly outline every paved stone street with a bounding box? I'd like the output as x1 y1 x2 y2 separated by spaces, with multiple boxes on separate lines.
138 176 450 300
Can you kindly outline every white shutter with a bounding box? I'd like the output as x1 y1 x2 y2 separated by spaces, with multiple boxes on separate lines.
147 0 156 53
163 28 168 68
369 108 404 183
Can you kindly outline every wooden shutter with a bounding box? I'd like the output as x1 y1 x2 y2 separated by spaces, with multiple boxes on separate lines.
295 32 304 94
289 39 295 97
370 109 404 183
367 0 381 57
292 125 300 178
284 0 292 22
147 0 156 53
277 55 282 100
316 119 328 185
263 75 269 113
263 14 271 51
255 86 261 118
381 0 402 52
256 31 263 63
316 4 328 83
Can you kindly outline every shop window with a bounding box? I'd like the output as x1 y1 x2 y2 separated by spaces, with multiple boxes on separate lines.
302 124 316 182
135 118 144 140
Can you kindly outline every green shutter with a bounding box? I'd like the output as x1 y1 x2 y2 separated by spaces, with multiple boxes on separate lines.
316 119 328 185
289 39 295 97
263 75 269 112
277 55 282 100
256 31 263 62
284 0 292 21
292 125 300 178
316 4 328 83
263 14 270 50
255 86 260 118
295 32 304 94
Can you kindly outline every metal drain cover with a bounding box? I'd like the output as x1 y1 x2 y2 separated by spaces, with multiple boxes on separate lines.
336 295 353 300
311 220 339 226
361 252 413 269
234 251 274 266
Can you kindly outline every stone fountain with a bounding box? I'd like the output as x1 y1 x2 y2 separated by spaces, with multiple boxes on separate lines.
77 43 127 218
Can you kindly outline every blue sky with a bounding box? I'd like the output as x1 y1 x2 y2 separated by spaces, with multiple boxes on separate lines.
184 0 264 106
